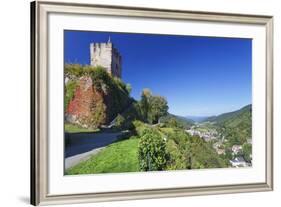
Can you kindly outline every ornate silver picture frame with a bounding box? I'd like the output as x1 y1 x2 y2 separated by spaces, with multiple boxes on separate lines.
31 1 273 205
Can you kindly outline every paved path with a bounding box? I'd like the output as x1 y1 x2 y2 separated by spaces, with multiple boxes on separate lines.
65 131 125 170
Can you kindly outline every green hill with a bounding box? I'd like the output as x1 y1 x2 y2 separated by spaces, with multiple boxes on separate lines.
208 104 252 145
205 104 251 124
159 113 194 129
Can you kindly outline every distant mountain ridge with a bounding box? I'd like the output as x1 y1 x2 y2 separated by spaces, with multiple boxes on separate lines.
185 116 210 122
160 113 194 129
204 104 252 124
185 104 252 123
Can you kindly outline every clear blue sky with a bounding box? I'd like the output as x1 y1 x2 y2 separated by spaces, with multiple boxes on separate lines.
64 30 252 116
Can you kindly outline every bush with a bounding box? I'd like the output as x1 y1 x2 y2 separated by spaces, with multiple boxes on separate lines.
166 118 183 128
165 129 228 169
242 143 252 162
65 64 98 78
189 136 227 169
166 130 192 169
65 80 77 111
138 128 168 171
115 114 126 129
166 139 187 170
132 120 150 136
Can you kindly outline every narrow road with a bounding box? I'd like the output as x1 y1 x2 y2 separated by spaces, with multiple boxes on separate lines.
65 131 126 170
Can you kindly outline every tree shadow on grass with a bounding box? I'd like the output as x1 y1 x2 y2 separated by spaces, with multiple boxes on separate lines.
64 129 128 158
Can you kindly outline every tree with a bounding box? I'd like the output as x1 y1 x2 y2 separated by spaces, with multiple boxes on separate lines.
139 88 152 121
125 83 132 95
147 95 168 124
166 117 183 129
114 114 125 129
242 143 252 162
139 89 168 124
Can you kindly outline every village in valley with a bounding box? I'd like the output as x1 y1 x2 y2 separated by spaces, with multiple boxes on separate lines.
186 122 252 168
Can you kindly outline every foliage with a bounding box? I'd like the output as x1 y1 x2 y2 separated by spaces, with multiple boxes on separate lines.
242 143 252 162
64 64 132 127
91 68 131 122
132 120 150 136
64 80 77 111
139 89 168 124
114 114 126 129
66 122 230 174
205 104 251 124
165 139 187 170
219 148 233 165
165 129 191 170
214 105 252 146
138 128 169 171
166 118 182 128
147 95 169 124
139 88 151 121
65 64 99 77
66 138 140 174
125 83 132 94
164 129 228 169
113 101 144 130
159 114 194 129
87 99 107 128
188 136 228 169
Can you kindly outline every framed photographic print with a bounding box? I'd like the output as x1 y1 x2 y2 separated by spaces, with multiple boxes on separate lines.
31 1 273 205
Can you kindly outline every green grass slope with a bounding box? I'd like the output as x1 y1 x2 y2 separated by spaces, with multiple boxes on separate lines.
66 138 139 175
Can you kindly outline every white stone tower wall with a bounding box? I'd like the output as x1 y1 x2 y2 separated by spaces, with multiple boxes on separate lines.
111 48 122 78
90 42 122 78
90 43 112 73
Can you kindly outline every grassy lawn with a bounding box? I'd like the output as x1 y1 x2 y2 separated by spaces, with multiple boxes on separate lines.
66 137 140 175
65 123 100 133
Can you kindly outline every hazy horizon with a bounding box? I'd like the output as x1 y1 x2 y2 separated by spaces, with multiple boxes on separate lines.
174 103 251 117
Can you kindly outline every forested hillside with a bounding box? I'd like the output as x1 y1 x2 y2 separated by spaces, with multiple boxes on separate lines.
210 105 252 146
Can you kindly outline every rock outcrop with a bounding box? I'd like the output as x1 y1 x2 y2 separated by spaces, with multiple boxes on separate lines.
65 75 131 128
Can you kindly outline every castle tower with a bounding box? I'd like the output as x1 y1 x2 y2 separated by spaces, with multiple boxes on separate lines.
90 38 122 78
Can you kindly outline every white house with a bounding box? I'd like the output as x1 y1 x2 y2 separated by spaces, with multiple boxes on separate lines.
230 157 247 167
232 145 242 155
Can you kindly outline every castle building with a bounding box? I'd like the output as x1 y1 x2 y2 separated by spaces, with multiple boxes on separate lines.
90 38 122 78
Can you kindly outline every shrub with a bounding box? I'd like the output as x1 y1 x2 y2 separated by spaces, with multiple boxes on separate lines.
115 114 126 129
88 100 107 128
65 64 102 78
138 128 168 171
242 143 252 162
189 136 227 169
166 130 192 169
166 139 187 170
64 80 77 111
164 129 228 169
132 120 150 136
